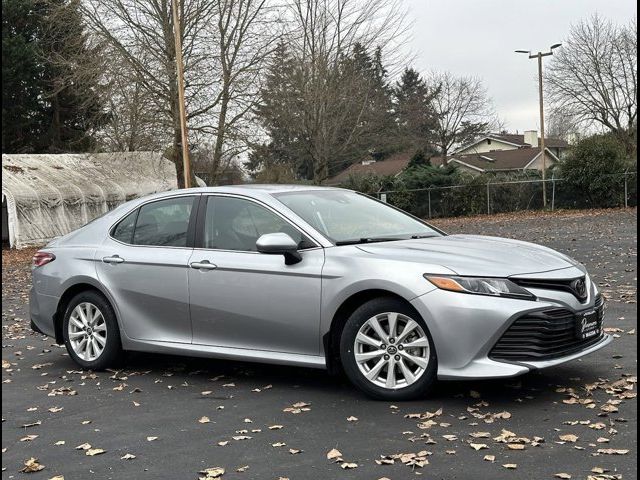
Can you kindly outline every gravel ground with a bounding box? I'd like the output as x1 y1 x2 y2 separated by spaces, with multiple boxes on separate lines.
2 208 637 480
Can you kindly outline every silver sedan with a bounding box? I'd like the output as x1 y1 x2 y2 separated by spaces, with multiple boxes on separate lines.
29 185 611 400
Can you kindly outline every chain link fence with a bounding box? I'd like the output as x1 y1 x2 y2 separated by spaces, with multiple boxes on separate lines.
375 171 637 219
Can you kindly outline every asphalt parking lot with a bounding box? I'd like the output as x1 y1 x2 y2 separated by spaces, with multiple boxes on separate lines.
2 208 637 480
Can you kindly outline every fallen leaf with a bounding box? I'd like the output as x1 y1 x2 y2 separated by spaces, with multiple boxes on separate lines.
470 443 489 451
502 463 518 469
554 474 571 479
199 467 225 479
22 420 42 428
483 455 495 462
507 444 526 450
86 448 105 456
327 448 342 460
121 453 136 460
198 416 211 424
21 457 45 473
597 448 629 455
559 434 579 443
340 462 358 469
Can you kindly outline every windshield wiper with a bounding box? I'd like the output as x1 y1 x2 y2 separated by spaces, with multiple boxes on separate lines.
335 237 407 246
410 234 439 239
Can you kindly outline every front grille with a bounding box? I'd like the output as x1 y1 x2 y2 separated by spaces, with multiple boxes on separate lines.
490 295 605 361
511 276 589 302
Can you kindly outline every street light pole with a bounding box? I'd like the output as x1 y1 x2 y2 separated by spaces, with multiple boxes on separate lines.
516 44 561 208
537 52 547 207
172 0 192 188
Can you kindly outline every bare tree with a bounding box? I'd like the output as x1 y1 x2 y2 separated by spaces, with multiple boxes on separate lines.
546 109 580 144
546 14 637 157
282 0 411 182
428 71 496 164
81 0 219 186
202 0 278 184
81 0 275 186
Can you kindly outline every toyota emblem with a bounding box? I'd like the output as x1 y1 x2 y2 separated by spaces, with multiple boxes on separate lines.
573 278 587 299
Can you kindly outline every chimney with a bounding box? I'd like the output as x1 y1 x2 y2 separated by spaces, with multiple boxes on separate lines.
524 130 538 148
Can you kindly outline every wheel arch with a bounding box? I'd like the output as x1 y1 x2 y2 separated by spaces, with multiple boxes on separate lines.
54 280 114 344
324 289 416 374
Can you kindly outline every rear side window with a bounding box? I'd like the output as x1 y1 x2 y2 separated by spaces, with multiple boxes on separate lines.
112 210 137 243
133 197 194 247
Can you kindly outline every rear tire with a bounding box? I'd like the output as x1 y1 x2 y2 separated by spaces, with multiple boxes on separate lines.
63 291 123 370
340 297 437 400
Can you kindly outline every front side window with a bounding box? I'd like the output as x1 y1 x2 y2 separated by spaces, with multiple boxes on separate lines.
274 190 441 244
132 196 194 247
203 196 312 251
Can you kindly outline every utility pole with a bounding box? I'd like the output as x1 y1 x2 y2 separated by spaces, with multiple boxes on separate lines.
172 0 191 188
516 43 562 208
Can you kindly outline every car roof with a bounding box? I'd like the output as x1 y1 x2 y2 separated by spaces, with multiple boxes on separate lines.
194 184 344 194
149 184 348 197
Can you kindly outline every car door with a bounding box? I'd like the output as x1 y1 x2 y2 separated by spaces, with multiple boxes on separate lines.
95 194 198 344
187 194 324 355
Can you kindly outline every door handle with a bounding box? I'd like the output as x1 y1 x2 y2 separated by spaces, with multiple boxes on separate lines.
103 255 125 264
190 261 217 270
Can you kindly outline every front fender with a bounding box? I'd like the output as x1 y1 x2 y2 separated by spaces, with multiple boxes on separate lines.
319 247 454 337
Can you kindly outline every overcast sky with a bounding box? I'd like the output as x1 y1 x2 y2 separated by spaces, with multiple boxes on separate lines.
405 0 637 133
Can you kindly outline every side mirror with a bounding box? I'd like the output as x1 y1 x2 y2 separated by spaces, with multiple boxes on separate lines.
256 233 302 265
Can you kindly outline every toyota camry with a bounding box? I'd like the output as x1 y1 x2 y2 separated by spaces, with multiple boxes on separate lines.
29 185 611 400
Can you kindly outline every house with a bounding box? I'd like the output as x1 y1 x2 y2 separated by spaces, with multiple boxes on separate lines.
325 151 415 185
430 147 558 175
325 130 569 184
455 130 569 160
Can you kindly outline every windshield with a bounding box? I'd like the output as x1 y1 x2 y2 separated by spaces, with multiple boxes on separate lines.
274 190 442 244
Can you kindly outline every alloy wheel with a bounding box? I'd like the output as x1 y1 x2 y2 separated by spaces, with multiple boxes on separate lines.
353 312 430 390
68 302 108 362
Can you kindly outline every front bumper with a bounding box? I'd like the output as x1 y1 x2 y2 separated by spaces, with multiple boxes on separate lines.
410 286 611 380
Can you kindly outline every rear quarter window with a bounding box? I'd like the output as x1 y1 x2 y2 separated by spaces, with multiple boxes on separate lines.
111 210 137 244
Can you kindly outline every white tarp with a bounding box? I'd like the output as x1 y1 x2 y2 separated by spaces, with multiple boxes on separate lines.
2 152 178 248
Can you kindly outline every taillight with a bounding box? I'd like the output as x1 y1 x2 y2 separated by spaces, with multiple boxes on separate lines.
33 251 56 267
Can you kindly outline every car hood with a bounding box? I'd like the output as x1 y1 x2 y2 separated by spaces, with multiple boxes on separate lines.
356 234 583 277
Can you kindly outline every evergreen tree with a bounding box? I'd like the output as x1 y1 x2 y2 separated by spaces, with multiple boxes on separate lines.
407 149 431 169
394 67 438 152
247 42 310 178
249 42 398 182
341 44 399 163
2 0 105 154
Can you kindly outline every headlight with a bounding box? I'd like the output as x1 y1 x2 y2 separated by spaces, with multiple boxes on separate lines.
424 275 536 300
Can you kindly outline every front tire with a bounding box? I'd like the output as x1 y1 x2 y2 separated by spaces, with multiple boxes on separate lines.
340 297 437 400
63 291 123 370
